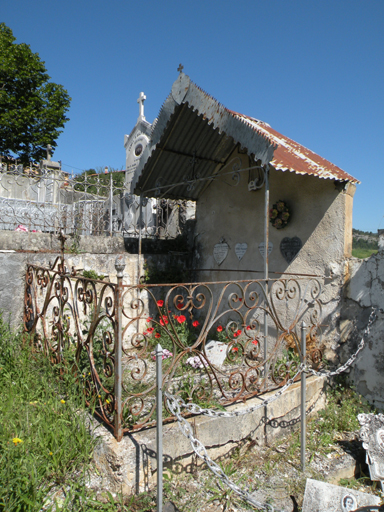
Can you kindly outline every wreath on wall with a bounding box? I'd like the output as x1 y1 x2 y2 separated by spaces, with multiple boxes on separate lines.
270 200 291 229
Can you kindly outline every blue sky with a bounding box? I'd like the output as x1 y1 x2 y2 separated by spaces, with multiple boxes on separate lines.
2 0 383 231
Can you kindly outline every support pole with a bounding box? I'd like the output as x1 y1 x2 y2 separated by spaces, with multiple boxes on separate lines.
263 166 270 387
109 171 113 236
156 344 163 512
114 256 125 442
300 321 307 470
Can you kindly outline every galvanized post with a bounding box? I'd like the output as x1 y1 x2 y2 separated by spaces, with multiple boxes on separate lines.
156 344 163 512
114 255 126 442
300 321 307 470
109 170 113 236
263 166 270 386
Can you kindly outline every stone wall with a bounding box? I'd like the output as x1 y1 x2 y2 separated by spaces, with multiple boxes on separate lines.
340 234 384 409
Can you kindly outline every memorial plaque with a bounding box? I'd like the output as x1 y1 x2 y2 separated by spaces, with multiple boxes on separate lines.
302 478 380 512
204 340 228 367
235 243 247 261
280 236 302 263
258 242 273 259
213 242 229 266
359 413 384 482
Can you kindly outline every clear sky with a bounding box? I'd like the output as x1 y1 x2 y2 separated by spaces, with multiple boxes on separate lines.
2 0 383 232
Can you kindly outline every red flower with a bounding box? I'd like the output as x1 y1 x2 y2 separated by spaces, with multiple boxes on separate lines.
192 320 199 327
252 340 258 345
246 326 251 331
232 347 239 352
217 326 223 332
146 317 153 323
176 315 186 324
176 303 183 310
239 298 242 301
236 329 242 335
143 331 148 336
233 332 239 338
159 315 169 326
155 333 161 339
147 327 154 333
157 300 164 307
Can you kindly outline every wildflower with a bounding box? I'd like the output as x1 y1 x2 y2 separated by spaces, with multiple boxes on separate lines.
176 315 186 324
155 333 161 339
60 399 65 404
157 300 164 307
98 395 101 399
192 320 199 327
143 331 148 336
49 451 53 456
217 325 223 332
233 332 239 338
252 340 258 345
147 327 154 333
238 298 242 301
106 399 110 404
159 315 169 326
12 438 23 445
232 347 239 352
176 302 183 310
236 329 242 335
246 326 252 331
146 317 153 323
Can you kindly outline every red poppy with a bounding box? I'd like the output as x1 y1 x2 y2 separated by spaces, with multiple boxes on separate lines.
143 331 148 336
236 329 242 336
192 320 199 327
176 303 183 310
176 315 186 324
147 327 154 333
232 347 239 352
246 326 251 331
233 332 239 338
217 326 223 332
155 333 161 339
146 317 153 323
252 340 258 345
157 300 164 307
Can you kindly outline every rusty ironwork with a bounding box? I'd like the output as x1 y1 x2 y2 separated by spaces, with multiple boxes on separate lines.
24 241 323 439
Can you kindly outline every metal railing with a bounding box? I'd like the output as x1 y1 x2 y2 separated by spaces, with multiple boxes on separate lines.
24 235 324 441
0 164 193 238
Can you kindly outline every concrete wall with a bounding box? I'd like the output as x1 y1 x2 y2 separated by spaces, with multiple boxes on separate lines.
0 230 179 329
341 238 384 409
193 147 356 355
92 375 326 494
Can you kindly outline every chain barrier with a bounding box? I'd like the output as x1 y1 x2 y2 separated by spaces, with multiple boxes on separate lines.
166 391 285 512
164 307 379 511
305 307 378 378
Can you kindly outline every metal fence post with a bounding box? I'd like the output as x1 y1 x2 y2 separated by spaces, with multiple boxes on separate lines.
114 255 125 442
156 344 163 512
300 321 307 471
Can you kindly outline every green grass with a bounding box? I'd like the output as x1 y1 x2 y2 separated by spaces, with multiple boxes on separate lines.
0 315 161 511
352 248 378 259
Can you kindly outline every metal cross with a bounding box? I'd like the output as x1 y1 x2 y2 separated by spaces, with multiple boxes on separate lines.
46 144 52 161
177 63 184 74
137 92 146 119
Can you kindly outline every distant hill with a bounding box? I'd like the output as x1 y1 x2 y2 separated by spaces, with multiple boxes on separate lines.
352 229 378 249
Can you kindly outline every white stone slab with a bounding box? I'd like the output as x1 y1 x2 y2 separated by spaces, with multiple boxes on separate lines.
235 243 247 261
359 412 384 481
258 242 273 259
204 340 228 367
302 478 380 512
213 242 229 266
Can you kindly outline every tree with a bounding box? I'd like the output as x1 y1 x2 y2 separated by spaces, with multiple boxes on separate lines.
0 23 71 164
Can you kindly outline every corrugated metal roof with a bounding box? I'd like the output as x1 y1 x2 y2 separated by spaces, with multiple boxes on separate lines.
133 74 276 199
133 74 359 199
227 111 360 184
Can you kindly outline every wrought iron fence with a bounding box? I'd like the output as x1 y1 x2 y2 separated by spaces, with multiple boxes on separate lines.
24 239 323 441
0 164 193 238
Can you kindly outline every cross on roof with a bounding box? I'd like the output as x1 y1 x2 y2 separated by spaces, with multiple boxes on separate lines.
177 63 184 74
137 92 146 119
46 144 52 161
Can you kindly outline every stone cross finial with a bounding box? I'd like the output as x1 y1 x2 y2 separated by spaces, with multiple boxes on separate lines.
137 92 146 120
46 144 52 161
177 63 184 74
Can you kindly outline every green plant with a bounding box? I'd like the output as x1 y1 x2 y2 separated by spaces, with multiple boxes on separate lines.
82 269 106 281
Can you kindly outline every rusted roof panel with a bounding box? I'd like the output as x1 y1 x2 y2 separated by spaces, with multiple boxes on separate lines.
228 111 360 184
